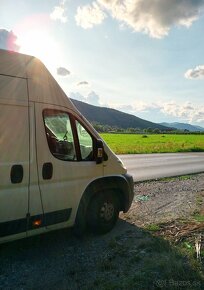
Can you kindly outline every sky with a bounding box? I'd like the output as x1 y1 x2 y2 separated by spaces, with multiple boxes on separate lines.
0 0 204 126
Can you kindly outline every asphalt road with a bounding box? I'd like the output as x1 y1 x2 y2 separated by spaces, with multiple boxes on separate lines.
119 152 204 181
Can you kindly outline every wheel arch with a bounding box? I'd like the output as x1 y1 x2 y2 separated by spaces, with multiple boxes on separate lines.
74 175 132 236
83 175 130 211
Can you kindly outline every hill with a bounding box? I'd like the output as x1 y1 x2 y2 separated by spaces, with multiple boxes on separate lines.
160 122 204 132
71 99 169 131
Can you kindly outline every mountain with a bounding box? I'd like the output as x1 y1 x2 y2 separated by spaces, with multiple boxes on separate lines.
160 122 204 132
71 99 169 131
194 125 204 132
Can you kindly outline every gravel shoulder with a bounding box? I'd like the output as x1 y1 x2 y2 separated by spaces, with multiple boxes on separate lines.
0 174 204 289
122 173 204 227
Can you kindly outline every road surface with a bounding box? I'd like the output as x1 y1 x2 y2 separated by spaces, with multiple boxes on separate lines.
119 152 204 181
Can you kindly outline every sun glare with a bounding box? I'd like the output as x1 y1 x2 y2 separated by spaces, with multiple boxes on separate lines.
18 30 60 70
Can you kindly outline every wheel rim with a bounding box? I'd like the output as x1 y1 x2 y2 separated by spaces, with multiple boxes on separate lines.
100 202 115 221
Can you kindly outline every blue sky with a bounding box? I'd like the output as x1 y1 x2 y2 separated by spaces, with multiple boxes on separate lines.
1 0 204 126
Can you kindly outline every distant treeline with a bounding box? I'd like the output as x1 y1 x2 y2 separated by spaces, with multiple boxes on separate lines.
92 122 204 135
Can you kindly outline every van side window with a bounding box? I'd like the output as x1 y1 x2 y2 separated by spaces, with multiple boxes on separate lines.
76 121 94 161
43 110 76 161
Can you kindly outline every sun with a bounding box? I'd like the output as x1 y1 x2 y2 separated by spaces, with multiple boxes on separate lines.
18 29 60 70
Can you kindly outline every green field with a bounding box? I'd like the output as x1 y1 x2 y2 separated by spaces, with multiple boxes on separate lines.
101 134 204 154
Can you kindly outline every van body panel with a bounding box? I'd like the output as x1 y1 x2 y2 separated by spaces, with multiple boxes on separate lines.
0 232 27 243
0 75 27 102
0 50 27 78
0 76 29 237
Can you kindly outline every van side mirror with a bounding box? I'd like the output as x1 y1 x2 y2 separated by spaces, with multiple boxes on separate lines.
96 139 104 164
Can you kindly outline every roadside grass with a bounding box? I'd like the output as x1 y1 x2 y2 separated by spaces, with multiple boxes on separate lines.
92 230 204 290
193 214 204 222
196 196 203 206
159 174 195 182
101 133 204 154
144 223 161 232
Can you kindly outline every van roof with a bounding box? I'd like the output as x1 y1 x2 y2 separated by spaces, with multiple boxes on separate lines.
0 49 36 78
0 49 76 109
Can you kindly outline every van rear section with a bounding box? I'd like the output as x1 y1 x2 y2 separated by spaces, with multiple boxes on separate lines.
0 49 134 243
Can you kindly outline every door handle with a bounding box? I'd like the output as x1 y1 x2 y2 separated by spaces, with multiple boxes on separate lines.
42 162 53 180
10 165 23 183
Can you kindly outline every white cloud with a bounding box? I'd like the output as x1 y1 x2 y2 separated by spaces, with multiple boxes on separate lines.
75 2 106 29
70 90 101 106
50 0 67 23
114 101 162 114
134 102 162 112
0 29 20 51
159 101 204 123
153 101 203 123
185 65 204 79
111 100 204 124
70 92 86 102
76 0 204 38
87 91 100 106
57 67 70 76
77 81 89 86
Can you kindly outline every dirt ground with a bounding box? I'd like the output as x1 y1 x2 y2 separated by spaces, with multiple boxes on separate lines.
122 173 204 245
123 173 204 225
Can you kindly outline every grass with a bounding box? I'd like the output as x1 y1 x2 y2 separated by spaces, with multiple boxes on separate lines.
92 233 204 290
193 214 204 222
145 223 161 231
196 196 203 206
159 174 195 182
101 133 204 154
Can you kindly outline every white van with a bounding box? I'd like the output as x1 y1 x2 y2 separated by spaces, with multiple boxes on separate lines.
0 49 134 243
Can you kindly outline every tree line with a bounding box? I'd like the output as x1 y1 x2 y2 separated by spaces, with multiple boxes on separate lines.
92 122 204 135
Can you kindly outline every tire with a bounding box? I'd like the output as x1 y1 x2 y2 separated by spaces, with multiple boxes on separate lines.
87 191 120 234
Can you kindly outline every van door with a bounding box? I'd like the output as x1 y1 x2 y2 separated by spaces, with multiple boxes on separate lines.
0 75 29 239
35 103 103 229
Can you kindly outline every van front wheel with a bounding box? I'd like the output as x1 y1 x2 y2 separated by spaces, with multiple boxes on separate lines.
87 191 120 234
